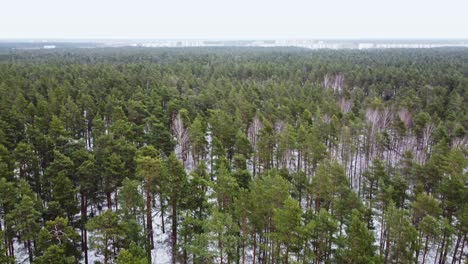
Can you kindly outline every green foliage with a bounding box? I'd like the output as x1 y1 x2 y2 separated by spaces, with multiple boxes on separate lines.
337 210 380 264
0 47 466 264
34 245 75 264
384 203 418 263
116 242 148 264
87 210 126 264
36 217 81 261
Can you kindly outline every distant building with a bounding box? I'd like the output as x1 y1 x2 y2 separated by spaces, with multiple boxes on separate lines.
359 43 375 49
43 45 56 49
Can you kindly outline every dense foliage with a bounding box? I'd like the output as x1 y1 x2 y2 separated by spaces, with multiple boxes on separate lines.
0 47 466 263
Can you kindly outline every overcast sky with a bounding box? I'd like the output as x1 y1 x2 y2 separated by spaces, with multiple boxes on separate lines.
1 0 467 39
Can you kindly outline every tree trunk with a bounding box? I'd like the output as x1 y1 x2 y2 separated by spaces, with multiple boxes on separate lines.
219 235 224 264
81 192 89 264
161 197 166 234
146 182 154 249
241 223 246 264
114 189 118 211
146 181 154 264
106 191 112 209
442 233 451 264
9 238 14 258
171 200 178 264
458 234 465 264
434 244 440 264
27 239 33 263
104 238 109 264
451 233 461 264
253 233 257 264
384 232 390 263
422 235 429 264
183 231 188 264
438 233 447 264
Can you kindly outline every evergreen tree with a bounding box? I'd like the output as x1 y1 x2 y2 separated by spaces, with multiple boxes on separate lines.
337 210 380 264
36 217 81 261
7 195 41 262
163 153 189 264
34 245 75 264
116 242 148 264
383 203 418 263
272 197 302 263
87 210 125 264
50 172 79 220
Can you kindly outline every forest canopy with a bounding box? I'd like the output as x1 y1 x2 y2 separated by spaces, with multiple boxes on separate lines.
0 47 466 264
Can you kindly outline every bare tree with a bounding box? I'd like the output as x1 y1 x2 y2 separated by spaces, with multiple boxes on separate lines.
247 116 263 176
171 112 190 166
339 98 353 113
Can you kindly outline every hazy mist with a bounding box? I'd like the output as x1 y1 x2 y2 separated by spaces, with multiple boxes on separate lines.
1 0 467 39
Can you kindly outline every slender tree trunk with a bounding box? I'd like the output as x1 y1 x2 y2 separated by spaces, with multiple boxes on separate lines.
9 238 14 258
253 233 257 264
422 235 429 264
146 182 154 249
452 233 461 264
315 194 321 213
27 239 33 263
384 231 390 263
439 232 447 264
84 227 88 264
171 200 177 264
220 236 224 264
114 190 118 211
104 237 109 264
146 180 154 264
81 192 89 264
183 231 188 264
434 244 440 264
161 198 166 234
458 234 465 264
106 191 112 209
380 217 385 254
316 243 321 264
241 223 246 264
441 235 451 264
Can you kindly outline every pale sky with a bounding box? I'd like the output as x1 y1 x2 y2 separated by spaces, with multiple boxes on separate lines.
1 0 467 39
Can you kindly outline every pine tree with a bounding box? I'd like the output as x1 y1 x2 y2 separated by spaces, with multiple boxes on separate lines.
419 215 440 264
103 153 125 209
76 155 99 264
189 115 207 165
163 153 189 264
310 208 338 263
135 152 164 259
7 195 41 262
50 172 79 220
383 203 418 263
337 209 380 264
213 162 239 212
36 217 81 261
0 231 14 263
43 150 74 202
119 178 145 246
87 210 125 264
0 144 14 181
34 245 75 264
116 242 148 264
190 208 239 264
272 197 302 264
0 178 16 259
14 142 40 192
